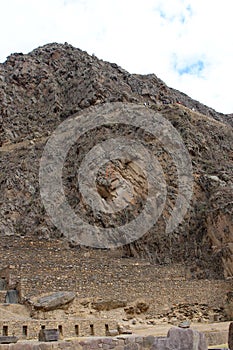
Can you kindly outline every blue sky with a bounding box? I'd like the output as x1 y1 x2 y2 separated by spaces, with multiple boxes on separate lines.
173 58 205 76
0 0 232 114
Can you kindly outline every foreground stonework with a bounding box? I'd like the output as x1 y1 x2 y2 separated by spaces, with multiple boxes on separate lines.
0 329 208 350
152 327 207 349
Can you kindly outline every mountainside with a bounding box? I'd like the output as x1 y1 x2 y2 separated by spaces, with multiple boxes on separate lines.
0 43 232 281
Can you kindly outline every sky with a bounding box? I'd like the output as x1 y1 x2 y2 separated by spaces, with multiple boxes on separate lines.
0 0 232 114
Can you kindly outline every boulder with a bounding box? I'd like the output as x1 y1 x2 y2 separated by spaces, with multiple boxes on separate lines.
151 327 207 350
33 291 76 311
117 324 132 334
91 299 127 311
124 301 149 315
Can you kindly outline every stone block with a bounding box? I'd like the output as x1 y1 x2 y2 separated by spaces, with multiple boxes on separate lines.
38 329 59 342
142 335 155 348
167 327 207 350
106 330 119 337
0 336 18 344
150 337 167 350
229 322 233 350
124 344 139 350
34 292 76 311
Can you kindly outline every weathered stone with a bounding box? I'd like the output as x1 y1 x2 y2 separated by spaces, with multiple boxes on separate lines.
166 327 207 350
92 299 127 311
5 290 19 304
229 322 233 350
0 42 232 284
225 292 233 320
0 336 18 344
142 335 155 348
106 330 119 337
124 344 139 350
118 326 131 335
150 337 167 350
33 291 76 311
38 329 59 342
178 320 191 328
0 278 6 290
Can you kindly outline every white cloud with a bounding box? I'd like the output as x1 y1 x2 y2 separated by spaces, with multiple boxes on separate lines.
0 0 232 113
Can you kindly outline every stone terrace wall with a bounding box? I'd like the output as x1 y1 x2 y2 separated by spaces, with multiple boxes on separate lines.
0 266 18 291
0 330 208 350
0 336 155 350
0 319 117 340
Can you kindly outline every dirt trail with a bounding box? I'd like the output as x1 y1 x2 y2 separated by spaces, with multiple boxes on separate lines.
0 136 48 152
131 321 230 336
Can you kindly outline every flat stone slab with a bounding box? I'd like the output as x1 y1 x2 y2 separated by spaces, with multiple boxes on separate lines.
0 336 18 344
38 329 59 342
33 291 76 311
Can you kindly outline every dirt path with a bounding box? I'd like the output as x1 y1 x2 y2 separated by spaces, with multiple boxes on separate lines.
0 136 48 152
131 321 230 336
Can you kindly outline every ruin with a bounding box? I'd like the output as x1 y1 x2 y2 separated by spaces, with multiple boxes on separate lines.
0 43 232 348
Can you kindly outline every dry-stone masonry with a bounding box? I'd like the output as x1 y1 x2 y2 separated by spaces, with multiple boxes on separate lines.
0 329 208 350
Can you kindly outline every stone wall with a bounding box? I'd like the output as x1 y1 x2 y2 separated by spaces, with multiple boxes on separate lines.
0 293 6 304
0 245 231 324
0 319 117 340
0 267 19 291
0 329 208 349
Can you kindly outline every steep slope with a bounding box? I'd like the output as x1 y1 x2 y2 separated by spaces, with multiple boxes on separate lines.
0 43 232 281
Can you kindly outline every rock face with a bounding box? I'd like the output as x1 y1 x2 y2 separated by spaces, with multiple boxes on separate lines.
152 327 207 350
0 42 232 279
33 291 76 311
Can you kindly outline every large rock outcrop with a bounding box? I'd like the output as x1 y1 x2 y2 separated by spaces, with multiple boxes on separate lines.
0 43 232 279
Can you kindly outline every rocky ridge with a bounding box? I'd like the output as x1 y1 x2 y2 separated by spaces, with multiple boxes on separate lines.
0 43 232 282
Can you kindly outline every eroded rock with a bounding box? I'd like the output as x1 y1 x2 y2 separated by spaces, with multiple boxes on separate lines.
92 299 127 311
33 291 76 311
229 322 233 350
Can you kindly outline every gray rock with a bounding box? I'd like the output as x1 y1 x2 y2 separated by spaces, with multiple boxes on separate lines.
5 289 19 304
142 335 155 348
178 320 191 328
118 325 132 335
33 291 76 311
0 336 18 344
106 329 119 336
38 329 59 342
229 322 233 350
151 327 207 350
92 299 127 311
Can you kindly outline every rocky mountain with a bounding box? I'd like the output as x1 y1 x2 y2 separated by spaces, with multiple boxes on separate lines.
0 43 232 280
